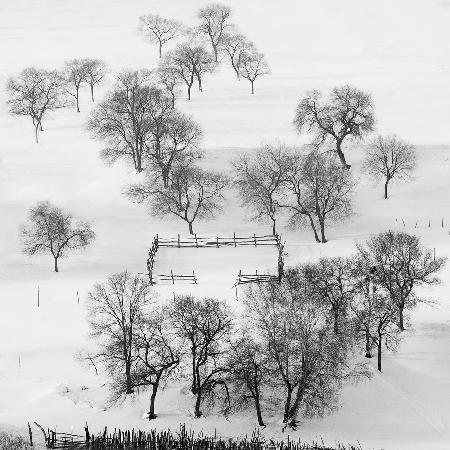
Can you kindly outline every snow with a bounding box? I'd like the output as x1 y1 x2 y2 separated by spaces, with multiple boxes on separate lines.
1 1 450 449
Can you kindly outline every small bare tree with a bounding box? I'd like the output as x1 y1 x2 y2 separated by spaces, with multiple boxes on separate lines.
232 143 291 235
281 150 355 243
293 86 375 168
138 14 182 58
87 70 156 173
157 61 182 107
20 201 95 272
225 331 267 426
134 307 182 419
221 33 254 79
170 295 232 418
192 46 216 92
86 271 153 396
6 67 67 143
357 231 446 331
126 164 228 235
83 58 108 102
239 50 270 94
63 59 88 112
362 135 416 199
197 4 232 62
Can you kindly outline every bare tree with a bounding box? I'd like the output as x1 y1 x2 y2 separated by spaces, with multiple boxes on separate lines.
281 150 355 243
170 295 232 418
157 61 182 107
357 231 446 331
86 271 153 396
6 67 67 143
63 59 87 112
138 14 182 58
293 86 375 168
239 50 270 94
232 143 291 235
192 46 216 92
83 58 108 102
197 4 232 62
362 135 416 199
351 271 400 372
225 330 267 426
244 269 365 428
87 70 159 173
20 201 95 272
126 164 228 235
303 257 356 334
134 307 182 419
221 32 254 79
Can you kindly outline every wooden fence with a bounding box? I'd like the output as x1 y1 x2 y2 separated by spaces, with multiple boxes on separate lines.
236 270 280 285
33 424 363 450
152 270 198 285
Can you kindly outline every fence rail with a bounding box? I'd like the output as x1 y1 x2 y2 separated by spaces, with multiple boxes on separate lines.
157 233 280 248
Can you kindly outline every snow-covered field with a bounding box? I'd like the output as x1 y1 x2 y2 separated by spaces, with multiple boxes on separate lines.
0 1 449 449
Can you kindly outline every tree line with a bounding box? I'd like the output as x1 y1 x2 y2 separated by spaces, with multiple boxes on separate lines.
81 230 445 428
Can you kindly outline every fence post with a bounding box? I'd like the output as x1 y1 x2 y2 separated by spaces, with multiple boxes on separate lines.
254 234 257 247
233 232 236 247
171 269 175 285
27 422 33 447
429 219 431 228
195 233 198 248
37 285 40 308
442 218 444 228
216 236 219 248
178 234 180 248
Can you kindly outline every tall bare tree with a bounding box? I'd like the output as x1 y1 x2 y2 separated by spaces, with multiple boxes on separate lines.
87 70 159 173
20 201 95 272
293 85 375 168
6 67 67 143
63 59 88 112
170 295 232 418
197 4 232 62
86 271 153 396
221 33 254 79
157 61 182 107
232 143 291 235
281 150 355 243
126 164 228 235
239 50 270 94
357 231 446 331
362 135 416 199
138 14 182 58
134 307 182 419
83 58 108 102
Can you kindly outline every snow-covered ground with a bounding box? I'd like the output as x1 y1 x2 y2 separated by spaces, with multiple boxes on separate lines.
0 1 449 449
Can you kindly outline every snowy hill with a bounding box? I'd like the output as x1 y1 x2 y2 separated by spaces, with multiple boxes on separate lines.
0 1 449 449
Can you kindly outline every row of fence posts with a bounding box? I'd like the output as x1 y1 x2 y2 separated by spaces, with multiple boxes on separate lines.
395 218 445 229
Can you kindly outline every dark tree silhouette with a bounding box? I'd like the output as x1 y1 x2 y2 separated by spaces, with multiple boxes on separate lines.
126 164 227 235
197 3 232 62
20 201 95 272
232 143 291 235
170 295 232 417
221 33 254 79
138 14 182 58
86 271 153 396
362 135 416 199
293 86 375 168
63 59 87 112
239 50 270 94
357 231 446 331
6 67 67 143
83 58 108 102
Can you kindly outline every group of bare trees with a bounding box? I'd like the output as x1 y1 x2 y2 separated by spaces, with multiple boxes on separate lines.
87 68 228 235
84 232 443 427
6 59 107 142
233 143 354 242
293 85 417 199
138 4 270 99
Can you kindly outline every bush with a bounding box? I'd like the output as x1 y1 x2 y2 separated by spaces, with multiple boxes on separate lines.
0 432 30 450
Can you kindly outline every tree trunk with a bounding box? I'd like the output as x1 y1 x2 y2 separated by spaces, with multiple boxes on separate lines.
187 85 191 101
197 75 202 92
306 215 321 243
35 124 39 144
319 218 327 243
159 42 162 58
76 87 80 112
398 305 405 331
213 45 218 62
377 333 382 372
282 388 293 423
54 257 59 273
194 388 202 417
125 361 133 394
254 393 265 426
272 218 276 236
287 382 305 428
90 83 95 102
365 331 372 358
251 80 254 94
336 141 351 169
148 385 158 420
384 179 389 199
188 221 194 235
333 307 339 334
